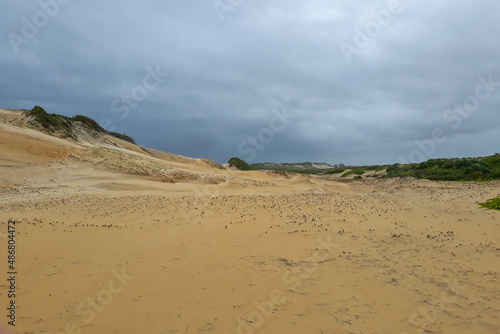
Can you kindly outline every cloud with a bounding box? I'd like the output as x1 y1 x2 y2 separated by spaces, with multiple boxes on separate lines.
1 0 499 165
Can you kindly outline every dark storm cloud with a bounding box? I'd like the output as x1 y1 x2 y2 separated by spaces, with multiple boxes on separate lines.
1 0 499 165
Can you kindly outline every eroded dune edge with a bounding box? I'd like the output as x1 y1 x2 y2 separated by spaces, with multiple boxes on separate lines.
1 109 499 334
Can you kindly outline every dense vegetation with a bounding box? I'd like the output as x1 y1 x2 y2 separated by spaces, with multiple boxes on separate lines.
29 105 74 138
106 131 136 144
27 106 136 144
256 167 322 174
247 155 500 182
479 196 500 210
228 157 255 171
324 168 346 174
251 162 343 174
384 156 500 181
340 169 365 177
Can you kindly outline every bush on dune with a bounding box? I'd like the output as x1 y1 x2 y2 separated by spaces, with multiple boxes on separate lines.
228 157 254 171
385 157 499 181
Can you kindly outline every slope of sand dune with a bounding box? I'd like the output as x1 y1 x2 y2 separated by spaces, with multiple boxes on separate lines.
1 113 499 334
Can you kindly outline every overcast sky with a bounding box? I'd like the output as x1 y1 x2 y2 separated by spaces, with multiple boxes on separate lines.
1 1 499 165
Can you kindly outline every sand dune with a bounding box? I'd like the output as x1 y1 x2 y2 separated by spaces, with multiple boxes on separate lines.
1 111 499 334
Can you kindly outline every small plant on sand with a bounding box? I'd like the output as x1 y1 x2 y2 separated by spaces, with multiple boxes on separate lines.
479 196 500 210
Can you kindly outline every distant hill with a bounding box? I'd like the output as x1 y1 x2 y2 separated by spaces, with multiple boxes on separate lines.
251 156 500 181
251 162 344 173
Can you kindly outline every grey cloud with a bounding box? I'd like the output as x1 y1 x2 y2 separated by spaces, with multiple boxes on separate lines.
1 0 499 166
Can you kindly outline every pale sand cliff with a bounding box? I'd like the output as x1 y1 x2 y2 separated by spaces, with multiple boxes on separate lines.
1 109 499 334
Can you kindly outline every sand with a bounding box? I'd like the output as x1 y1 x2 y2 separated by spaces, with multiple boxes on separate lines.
1 110 499 334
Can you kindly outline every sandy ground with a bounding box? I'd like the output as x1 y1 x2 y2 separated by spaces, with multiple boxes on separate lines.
1 111 500 334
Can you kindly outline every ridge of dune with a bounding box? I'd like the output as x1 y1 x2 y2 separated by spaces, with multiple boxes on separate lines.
0 108 223 171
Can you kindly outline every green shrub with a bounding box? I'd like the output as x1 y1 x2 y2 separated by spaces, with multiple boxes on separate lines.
29 106 68 129
353 169 365 175
28 106 73 138
325 168 345 174
26 106 136 144
228 157 254 171
367 166 385 172
481 155 500 169
385 156 500 181
386 164 400 172
106 131 136 144
479 196 500 210
464 163 491 175
71 115 104 132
